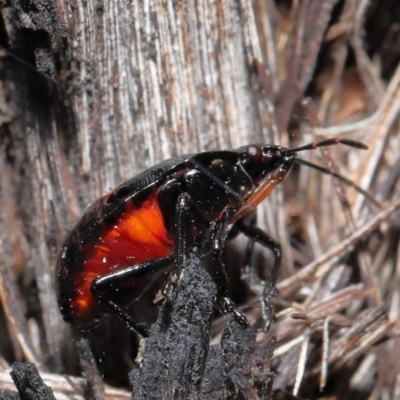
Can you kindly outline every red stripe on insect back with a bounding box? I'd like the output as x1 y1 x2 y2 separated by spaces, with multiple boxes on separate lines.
71 190 174 320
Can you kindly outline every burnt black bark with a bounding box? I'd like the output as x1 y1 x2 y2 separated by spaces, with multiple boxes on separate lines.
130 254 275 400
9 362 56 400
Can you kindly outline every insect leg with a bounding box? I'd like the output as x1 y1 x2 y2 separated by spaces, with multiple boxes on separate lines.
228 213 265 293
164 193 247 326
210 220 248 326
229 214 270 303
91 255 174 336
235 219 282 332
162 192 210 299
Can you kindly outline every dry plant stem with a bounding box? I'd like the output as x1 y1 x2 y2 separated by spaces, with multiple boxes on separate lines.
265 184 295 277
339 318 394 366
268 284 365 348
314 113 378 136
297 0 341 86
395 376 400 400
329 307 392 366
320 130 385 307
351 0 385 106
278 193 296 276
277 198 400 297
320 316 331 391
293 329 310 397
295 308 393 387
251 281 365 343
379 157 400 201
314 140 375 301
276 0 341 132
389 242 400 326
328 307 385 355
354 62 400 217
314 59 400 148
358 247 382 307
306 283 366 320
301 262 333 309
307 212 324 259
76 336 105 400
273 335 306 358
350 354 376 395
317 37 348 124
316 141 357 230
268 296 392 392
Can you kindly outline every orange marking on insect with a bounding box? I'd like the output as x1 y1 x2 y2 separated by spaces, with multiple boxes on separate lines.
107 229 120 238
95 244 112 253
76 298 90 311
115 192 174 257
71 190 174 321
233 175 283 221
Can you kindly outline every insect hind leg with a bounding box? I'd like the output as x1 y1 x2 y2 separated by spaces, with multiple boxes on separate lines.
91 255 174 337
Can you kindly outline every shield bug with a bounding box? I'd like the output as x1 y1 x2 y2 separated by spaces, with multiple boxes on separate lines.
56 137 369 336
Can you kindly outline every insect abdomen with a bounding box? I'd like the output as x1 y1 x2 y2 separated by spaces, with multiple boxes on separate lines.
56 189 174 325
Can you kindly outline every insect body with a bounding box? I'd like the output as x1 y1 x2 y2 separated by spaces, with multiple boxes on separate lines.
56 138 367 336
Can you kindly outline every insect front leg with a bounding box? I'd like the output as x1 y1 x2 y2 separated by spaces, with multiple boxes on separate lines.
209 220 248 326
234 219 282 332
228 213 265 293
162 193 247 326
91 255 174 337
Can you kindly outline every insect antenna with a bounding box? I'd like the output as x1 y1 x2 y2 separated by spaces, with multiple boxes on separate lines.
281 137 368 154
282 137 379 207
295 158 381 207
287 139 370 197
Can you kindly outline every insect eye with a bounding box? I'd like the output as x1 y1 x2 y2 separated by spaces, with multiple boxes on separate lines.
246 145 262 162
